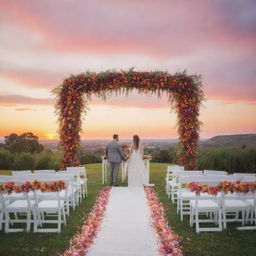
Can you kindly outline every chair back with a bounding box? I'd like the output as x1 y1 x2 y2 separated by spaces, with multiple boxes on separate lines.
204 170 227 176
183 170 204 175
242 176 256 182
166 165 184 180
67 166 86 178
12 170 32 176
33 170 56 174
233 173 255 177
0 175 14 182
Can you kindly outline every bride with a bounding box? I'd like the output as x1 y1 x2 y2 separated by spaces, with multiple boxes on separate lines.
127 135 149 187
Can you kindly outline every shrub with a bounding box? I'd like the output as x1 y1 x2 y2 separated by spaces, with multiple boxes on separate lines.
151 148 177 163
0 149 13 169
198 146 256 173
13 152 36 170
78 151 101 164
35 150 62 170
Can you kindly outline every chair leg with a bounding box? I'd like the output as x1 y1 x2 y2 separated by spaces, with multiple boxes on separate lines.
0 210 3 230
190 206 194 227
218 208 222 231
33 209 38 232
62 208 66 225
26 211 31 232
58 210 61 233
4 211 9 233
85 183 88 197
195 210 199 233
235 211 239 221
242 210 245 226
180 201 183 221
223 210 227 229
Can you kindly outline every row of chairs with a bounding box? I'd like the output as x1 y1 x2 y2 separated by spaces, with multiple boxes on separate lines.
0 167 88 233
166 166 255 203
165 165 256 232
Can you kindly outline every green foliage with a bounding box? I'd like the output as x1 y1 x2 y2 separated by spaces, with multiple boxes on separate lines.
151 148 177 163
77 147 101 164
13 152 36 170
198 146 256 173
0 149 62 170
5 132 44 154
35 150 62 170
0 149 13 169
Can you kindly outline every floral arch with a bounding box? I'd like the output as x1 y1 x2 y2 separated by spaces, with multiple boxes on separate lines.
54 69 204 169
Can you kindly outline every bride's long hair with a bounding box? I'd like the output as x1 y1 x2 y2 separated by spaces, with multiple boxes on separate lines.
133 135 140 150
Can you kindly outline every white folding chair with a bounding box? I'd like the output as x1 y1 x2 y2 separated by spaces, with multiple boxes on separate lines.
165 165 184 198
176 176 204 220
33 179 67 233
55 173 77 210
4 182 37 233
0 186 12 230
245 193 256 225
177 177 221 221
66 166 88 198
190 190 222 233
221 192 251 229
168 170 186 203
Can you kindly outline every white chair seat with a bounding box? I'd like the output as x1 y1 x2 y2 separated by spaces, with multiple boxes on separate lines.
37 190 71 199
38 200 65 209
9 192 34 200
224 199 249 209
7 200 36 209
179 190 195 199
245 199 254 206
190 200 218 209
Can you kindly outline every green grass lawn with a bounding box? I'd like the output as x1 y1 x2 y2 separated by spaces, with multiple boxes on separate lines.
0 163 256 256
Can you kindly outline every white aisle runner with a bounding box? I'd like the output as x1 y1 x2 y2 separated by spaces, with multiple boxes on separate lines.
87 187 160 256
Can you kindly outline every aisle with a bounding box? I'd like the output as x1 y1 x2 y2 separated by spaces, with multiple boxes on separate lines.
87 187 160 256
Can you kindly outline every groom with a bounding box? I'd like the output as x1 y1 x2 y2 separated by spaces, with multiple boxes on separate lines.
106 134 126 186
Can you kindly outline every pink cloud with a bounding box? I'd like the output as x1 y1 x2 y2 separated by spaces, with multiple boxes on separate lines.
0 95 54 106
0 93 168 109
0 0 255 57
0 69 63 89
0 0 255 105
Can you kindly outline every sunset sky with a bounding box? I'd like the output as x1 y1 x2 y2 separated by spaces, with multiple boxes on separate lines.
0 0 255 140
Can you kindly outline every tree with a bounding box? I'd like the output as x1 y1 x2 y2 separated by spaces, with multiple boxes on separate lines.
5 132 44 154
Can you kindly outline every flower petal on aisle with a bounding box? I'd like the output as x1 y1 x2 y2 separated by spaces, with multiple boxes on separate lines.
61 187 112 256
145 186 183 256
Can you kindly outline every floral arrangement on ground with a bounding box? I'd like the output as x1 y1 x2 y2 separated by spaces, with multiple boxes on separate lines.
145 186 183 256
60 186 111 256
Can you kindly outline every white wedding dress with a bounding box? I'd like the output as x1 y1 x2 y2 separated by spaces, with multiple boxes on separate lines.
128 144 149 187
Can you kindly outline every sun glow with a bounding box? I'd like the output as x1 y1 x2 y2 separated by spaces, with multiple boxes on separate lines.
46 133 57 140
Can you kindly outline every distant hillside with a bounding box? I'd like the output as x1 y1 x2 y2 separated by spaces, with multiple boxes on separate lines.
202 134 256 147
